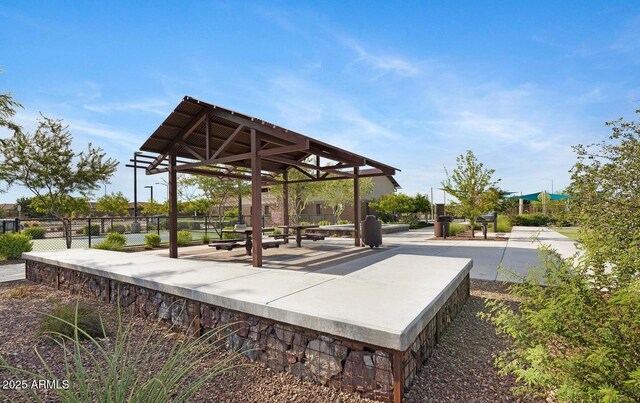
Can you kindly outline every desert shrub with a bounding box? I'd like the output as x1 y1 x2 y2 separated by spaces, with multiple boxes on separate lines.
22 226 46 239
201 235 211 245
511 213 550 227
108 223 126 234
4 303 238 402
7 284 37 299
22 221 41 228
484 249 640 402
93 241 124 251
272 228 282 235
144 233 161 248
496 215 512 232
81 224 100 236
448 222 468 236
177 230 192 246
337 219 350 225
318 220 330 226
0 233 33 259
105 232 126 246
39 301 105 340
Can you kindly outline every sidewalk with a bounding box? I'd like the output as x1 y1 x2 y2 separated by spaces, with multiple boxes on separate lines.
0 263 25 283
383 226 578 282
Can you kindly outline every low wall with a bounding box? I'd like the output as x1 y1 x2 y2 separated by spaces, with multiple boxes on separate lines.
25 259 469 402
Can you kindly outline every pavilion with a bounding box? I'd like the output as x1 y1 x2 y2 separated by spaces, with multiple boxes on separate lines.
132 96 399 267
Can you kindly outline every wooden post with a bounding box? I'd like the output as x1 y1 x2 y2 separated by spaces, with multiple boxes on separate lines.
168 147 178 258
392 351 404 403
354 167 361 247
283 171 289 241
250 129 263 267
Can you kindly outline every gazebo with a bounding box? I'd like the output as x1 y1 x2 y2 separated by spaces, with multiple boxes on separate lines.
132 96 399 267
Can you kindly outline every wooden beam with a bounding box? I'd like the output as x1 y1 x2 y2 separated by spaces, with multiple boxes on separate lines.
211 124 245 160
263 156 355 177
205 114 210 160
178 140 205 160
354 167 361 247
168 147 178 259
258 140 309 157
392 351 404 403
292 166 315 180
251 128 263 267
148 109 207 171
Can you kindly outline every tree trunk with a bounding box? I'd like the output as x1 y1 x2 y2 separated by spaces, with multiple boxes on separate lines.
62 218 72 248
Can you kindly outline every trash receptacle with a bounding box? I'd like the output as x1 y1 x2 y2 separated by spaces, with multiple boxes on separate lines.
361 215 382 248
435 215 453 238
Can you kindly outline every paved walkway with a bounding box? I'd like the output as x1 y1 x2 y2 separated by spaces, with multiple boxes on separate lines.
382 226 578 282
0 263 25 283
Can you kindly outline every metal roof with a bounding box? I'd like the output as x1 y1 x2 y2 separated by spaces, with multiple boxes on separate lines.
136 96 399 183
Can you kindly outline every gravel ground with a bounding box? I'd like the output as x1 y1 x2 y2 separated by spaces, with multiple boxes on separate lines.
0 279 542 402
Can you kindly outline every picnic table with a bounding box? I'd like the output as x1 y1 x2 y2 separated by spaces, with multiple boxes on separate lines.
216 227 279 255
277 225 324 247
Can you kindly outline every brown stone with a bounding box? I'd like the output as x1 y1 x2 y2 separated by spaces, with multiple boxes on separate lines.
305 339 342 385
342 351 376 392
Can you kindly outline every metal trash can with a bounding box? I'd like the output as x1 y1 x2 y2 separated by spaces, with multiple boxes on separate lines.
361 215 382 248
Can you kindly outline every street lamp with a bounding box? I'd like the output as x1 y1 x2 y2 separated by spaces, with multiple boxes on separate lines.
133 151 142 217
144 185 154 203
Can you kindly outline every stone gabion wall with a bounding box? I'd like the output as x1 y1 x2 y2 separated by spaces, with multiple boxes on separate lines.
25 260 470 402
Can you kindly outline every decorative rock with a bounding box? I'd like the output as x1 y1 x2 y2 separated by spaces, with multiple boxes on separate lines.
343 351 376 392
305 339 342 385
318 335 334 343
225 328 244 352
263 335 288 371
288 332 307 361
334 343 349 362
241 338 260 361
374 351 393 391
274 323 295 346
158 302 170 320
249 320 270 341
288 362 311 380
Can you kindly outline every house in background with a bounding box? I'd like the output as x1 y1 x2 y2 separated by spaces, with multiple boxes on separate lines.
235 173 400 224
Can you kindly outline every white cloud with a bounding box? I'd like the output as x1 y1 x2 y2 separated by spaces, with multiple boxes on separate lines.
83 99 171 116
343 39 421 78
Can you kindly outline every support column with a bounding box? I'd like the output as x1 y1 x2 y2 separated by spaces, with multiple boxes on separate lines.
250 129 263 267
168 147 178 258
283 171 290 239
354 167 361 247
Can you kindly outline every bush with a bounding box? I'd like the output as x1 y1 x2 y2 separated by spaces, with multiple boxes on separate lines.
496 215 512 232
93 241 124 251
39 301 105 340
22 220 41 228
318 220 330 226
144 233 161 248
4 303 238 402
81 224 100 236
201 235 211 245
22 226 46 239
105 232 126 246
177 230 192 246
222 226 237 240
337 219 350 225
189 222 201 230
448 222 468 236
0 233 33 259
511 213 551 227
108 223 126 234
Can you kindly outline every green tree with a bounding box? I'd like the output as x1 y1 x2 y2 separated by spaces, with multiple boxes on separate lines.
442 150 500 237
319 178 373 223
180 174 250 237
369 193 422 222
0 116 118 248
15 196 42 218
271 167 322 224
484 111 640 402
413 193 431 216
0 75 21 134
140 200 167 216
95 191 130 216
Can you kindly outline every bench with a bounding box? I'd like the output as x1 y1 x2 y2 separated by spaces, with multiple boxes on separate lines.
301 233 325 241
262 240 284 249
209 241 246 251
270 233 291 240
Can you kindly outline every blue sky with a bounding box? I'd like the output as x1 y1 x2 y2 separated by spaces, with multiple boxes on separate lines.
1 1 639 203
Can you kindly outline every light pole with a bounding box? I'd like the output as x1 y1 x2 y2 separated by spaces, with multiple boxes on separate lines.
133 151 142 217
144 185 154 203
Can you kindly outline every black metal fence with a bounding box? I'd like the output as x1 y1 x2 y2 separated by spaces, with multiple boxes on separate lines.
1 213 344 252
